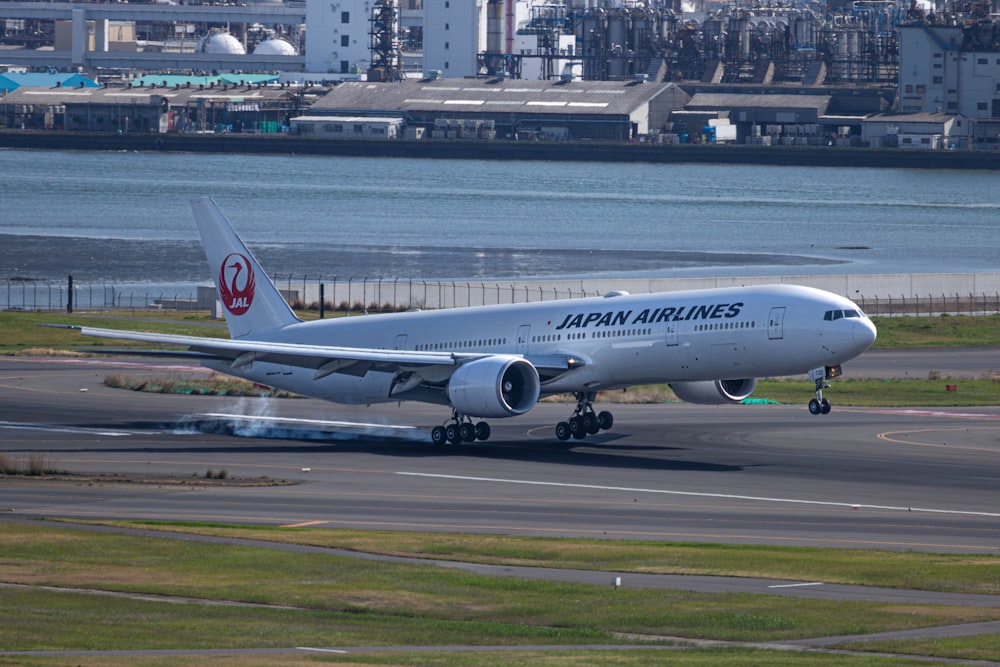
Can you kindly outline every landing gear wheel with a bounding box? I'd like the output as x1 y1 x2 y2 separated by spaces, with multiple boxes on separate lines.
555 421 571 441
431 425 447 445
820 398 831 414
583 413 600 435
569 415 586 438
808 398 821 415
445 423 461 444
597 411 614 430
475 421 491 442
459 422 476 442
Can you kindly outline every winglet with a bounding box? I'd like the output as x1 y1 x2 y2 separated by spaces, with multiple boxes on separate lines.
191 197 300 339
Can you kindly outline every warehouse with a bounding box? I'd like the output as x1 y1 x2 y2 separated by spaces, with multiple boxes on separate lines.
308 78 690 142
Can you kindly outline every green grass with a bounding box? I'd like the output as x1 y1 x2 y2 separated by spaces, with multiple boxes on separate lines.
3 311 1000 356
870 314 1000 349
753 377 1000 407
105 522 1000 596
2 522 999 661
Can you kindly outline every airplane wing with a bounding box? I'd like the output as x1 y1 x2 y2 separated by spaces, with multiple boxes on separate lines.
74 325 585 380
75 326 464 378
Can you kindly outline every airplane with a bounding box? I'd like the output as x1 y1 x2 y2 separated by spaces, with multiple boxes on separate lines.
73 196 877 445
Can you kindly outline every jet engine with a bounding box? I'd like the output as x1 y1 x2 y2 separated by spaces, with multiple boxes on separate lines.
669 378 758 405
447 356 541 418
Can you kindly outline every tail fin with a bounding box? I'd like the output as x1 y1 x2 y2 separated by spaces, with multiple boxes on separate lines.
191 196 300 339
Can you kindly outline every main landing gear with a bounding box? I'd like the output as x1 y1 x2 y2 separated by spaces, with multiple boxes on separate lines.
431 411 491 445
807 366 836 415
555 391 614 441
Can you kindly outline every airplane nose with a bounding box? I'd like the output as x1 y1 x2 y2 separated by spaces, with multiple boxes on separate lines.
853 319 877 350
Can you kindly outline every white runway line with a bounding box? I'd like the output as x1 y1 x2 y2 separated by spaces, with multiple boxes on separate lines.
0 421 135 437
397 472 1000 518
200 413 418 433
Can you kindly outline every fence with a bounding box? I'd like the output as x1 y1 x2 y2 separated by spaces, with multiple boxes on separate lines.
4 274 1000 317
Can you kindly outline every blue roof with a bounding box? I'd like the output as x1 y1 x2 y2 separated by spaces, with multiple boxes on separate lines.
0 72 99 92
129 74 278 89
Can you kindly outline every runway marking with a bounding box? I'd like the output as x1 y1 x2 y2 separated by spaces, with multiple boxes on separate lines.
0 421 136 437
397 472 1000 518
10 358 209 372
859 408 1000 421
768 582 824 589
0 382 60 394
200 413 419 433
297 648 349 654
282 520 330 528
877 426 1000 453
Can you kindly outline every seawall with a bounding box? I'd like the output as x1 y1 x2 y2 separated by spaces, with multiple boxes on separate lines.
4 130 1000 170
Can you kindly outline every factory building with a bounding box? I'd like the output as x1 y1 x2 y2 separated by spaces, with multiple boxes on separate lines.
307 77 689 141
0 81 308 133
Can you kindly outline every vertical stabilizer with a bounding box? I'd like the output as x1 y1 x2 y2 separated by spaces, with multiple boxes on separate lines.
191 196 300 339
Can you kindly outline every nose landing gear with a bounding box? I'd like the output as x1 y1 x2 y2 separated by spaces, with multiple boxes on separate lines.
807 366 838 415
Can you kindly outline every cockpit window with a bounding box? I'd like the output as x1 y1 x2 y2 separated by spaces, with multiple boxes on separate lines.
824 308 866 321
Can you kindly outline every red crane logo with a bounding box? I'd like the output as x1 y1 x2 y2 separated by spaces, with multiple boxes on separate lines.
219 253 255 316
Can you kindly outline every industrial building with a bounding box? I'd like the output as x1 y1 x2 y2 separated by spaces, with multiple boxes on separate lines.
0 79 310 132
306 77 689 141
4 0 1000 147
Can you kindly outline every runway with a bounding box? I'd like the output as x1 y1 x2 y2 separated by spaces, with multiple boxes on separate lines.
1 353 1000 554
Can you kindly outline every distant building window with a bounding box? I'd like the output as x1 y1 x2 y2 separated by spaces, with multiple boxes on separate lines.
444 61 449 69
905 84 913 93
445 23 449 30
340 60 349 73
354 124 363 133
341 11 350 23
947 102 958 110
978 102 988 110
445 42 449 49
932 76 942 84
901 137 912 144
916 84 926 93
978 58 988 65
332 124 343 132
341 35 350 47
933 63 942 69
933 52 942 58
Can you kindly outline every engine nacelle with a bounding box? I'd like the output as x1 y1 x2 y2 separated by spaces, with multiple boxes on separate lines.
447 356 541 418
669 378 758 405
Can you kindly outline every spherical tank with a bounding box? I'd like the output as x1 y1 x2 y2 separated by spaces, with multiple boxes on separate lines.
254 38 298 56
203 33 246 55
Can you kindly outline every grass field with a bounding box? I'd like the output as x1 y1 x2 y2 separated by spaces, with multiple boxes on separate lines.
1 521 998 664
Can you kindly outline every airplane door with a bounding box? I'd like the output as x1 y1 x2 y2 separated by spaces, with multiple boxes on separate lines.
768 307 786 340
665 321 679 346
516 325 530 355
394 334 408 350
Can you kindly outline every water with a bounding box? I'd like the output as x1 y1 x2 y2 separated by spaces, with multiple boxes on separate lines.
2 148 999 295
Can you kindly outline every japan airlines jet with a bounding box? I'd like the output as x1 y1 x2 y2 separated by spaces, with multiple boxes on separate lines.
76 197 877 444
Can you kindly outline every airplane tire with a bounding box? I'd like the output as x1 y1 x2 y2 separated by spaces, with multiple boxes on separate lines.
568 415 585 437
584 413 600 435
555 421 571 441
820 398 832 414
459 422 476 442
446 423 461 444
431 426 448 445
475 421 491 441
808 398 821 415
597 411 614 430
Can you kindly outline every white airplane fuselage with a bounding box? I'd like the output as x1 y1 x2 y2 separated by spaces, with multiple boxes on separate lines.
206 283 874 406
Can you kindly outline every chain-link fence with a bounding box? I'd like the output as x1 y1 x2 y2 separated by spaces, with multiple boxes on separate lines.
4 276 1000 317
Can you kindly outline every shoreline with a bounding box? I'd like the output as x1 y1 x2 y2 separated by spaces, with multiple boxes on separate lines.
4 130 1000 169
